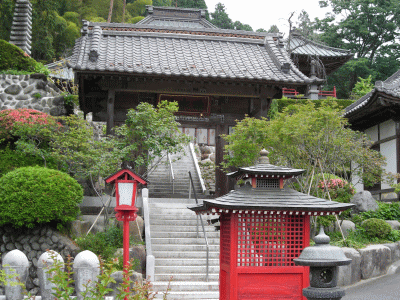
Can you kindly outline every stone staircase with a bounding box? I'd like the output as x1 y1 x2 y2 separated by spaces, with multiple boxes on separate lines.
149 198 220 299
147 145 203 198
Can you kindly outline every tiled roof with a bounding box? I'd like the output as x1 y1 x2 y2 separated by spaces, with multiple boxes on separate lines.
46 58 75 81
345 69 400 116
136 6 217 29
188 185 354 214
228 163 305 178
288 31 352 58
69 22 311 84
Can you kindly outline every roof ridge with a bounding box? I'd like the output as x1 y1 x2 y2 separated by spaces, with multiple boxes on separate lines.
290 32 352 54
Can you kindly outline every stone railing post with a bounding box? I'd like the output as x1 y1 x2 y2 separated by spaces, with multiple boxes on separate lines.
37 251 64 300
2 249 29 300
73 250 100 300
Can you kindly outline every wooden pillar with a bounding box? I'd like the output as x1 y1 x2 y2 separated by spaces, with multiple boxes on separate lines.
215 124 228 197
106 89 115 135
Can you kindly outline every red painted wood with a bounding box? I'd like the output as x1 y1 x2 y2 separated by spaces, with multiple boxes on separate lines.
220 212 309 300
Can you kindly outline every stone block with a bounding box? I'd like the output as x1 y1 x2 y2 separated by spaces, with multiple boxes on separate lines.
350 191 379 213
359 245 391 279
331 220 356 237
107 270 142 297
5 84 22 95
384 242 400 262
116 216 144 242
71 220 92 238
337 247 361 286
385 220 400 230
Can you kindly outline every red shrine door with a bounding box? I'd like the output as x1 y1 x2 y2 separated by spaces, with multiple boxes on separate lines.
220 212 310 300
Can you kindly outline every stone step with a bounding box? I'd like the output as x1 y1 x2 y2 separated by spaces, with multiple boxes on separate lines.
151 225 216 232
151 238 220 245
155 258 219 267
152 281 219 292
149 198 205 204
155 265 220 274
153 291 219 299
152 244 220 252
152 231 220 238
155 273 219 282
150 219 211 226
153 251 220 259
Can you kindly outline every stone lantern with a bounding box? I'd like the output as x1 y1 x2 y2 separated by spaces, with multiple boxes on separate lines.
188 150 354 300
294 227 351 300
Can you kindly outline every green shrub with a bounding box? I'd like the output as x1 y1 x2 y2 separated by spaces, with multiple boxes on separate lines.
0 39 49 74
0 166 83 228
0 145 50 177
75 225 123 261
362 218 392 239
360 202 400 221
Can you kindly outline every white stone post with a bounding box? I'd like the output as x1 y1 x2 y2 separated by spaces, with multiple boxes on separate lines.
73 250 100 300
2 249 29 300
37 251 64 300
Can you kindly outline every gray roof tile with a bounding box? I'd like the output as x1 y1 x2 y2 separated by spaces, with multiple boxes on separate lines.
70 21 311 84
188 185 354 214
345 69 400 115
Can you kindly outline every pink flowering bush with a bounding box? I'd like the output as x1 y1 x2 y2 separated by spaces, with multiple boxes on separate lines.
318 177 355 203
0 108 56 141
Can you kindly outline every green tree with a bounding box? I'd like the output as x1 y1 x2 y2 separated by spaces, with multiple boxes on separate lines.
222 102 386 192
176 0 207 9
266 25 279 33
0 0 14 41
210 3 233 29
113 101 190 175
233 21 253 31
153 0 173 6
350 75 374 100
316 0 400 63
126 0 151 18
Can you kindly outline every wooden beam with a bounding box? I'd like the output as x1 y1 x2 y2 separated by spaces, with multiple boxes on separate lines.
107 89 115 135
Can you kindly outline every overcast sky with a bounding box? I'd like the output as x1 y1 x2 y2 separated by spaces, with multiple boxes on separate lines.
205 0 331 36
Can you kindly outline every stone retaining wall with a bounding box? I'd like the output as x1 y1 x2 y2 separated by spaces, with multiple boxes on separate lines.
338 242 400 286
0 74 66 115
0 225 80 295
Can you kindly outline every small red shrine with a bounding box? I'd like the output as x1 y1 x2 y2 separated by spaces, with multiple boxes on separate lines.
188 150 353 300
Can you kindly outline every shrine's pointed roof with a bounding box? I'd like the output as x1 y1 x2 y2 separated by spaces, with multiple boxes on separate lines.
68 7 312 85
227 149 305 178
188 150 354 215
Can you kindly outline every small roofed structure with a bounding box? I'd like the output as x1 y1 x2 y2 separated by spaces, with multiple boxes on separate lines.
344 69 400 201
288 29 353 77
9 0 32 56
188 149 354 214
188 149 353 299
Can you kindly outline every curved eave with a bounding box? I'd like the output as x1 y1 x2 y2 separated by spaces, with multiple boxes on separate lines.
188 187 354 214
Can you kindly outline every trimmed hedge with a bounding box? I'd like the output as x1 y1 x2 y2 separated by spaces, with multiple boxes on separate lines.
0 166 83 228
0 39 48 74
269 98 355 118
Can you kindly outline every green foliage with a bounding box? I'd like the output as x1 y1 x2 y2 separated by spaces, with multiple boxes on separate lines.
223 102 386 191
268 98 355 119
127 16 145 24
210 3 234 29
0 40 49 74
75 225 123 261
63 11 81 27
126 0 151 18
0 166 83 228
0 145 49 177
63 94 79 107
359 202 400 221
177 0 208 9
362 218 392 239
0 0 14 41
113 101 190 175
350 75 374 100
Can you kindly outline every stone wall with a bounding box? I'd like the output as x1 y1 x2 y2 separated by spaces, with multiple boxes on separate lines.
0 74 67 115
0 225 80 295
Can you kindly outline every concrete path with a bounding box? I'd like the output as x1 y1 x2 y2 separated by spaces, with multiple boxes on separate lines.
343 270 400 299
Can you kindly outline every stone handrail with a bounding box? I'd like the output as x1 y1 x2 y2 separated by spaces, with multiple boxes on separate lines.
142 188 155 282
189 142 206 194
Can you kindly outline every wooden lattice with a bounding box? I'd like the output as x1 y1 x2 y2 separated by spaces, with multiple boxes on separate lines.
237 213 305 267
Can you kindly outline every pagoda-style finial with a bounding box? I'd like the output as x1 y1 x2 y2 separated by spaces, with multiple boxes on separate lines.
258 149 270 165
314 226 330 245
9 0 32 56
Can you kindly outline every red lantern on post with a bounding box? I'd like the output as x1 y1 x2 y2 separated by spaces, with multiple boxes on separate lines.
105 169 148 291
